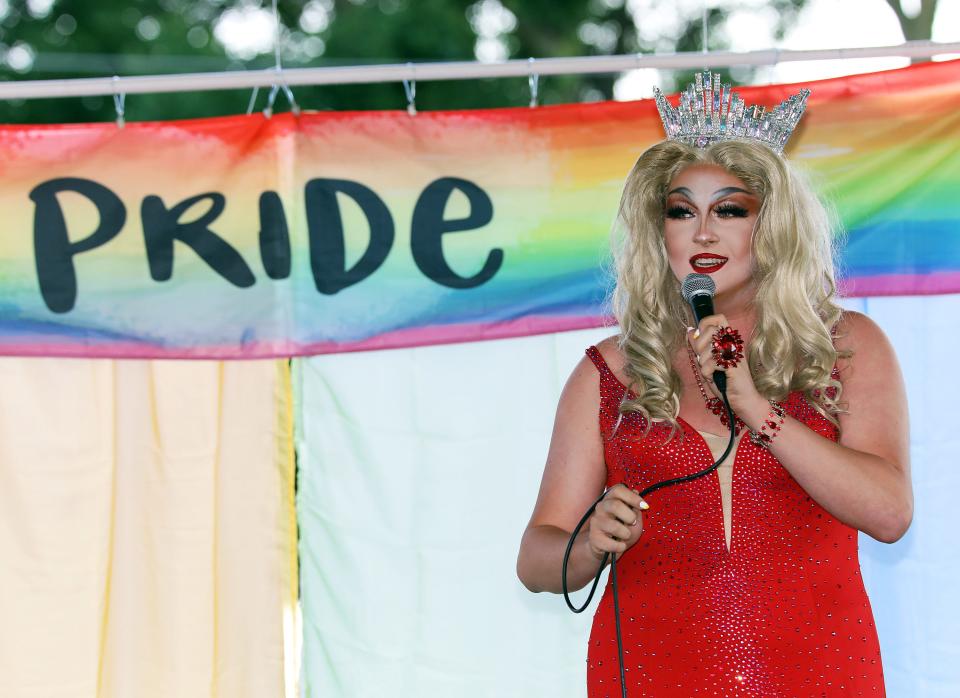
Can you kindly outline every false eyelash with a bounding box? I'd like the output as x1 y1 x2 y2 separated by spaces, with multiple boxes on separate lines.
665 205 693 219
714 203 749 217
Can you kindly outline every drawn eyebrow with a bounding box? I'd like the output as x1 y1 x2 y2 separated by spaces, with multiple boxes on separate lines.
666 186 754 200
711 186 752 200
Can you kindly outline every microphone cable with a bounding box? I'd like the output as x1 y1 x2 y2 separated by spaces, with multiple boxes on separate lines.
561 388 737 698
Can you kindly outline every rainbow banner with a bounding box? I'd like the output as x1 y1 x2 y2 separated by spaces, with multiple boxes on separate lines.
1 60 959 359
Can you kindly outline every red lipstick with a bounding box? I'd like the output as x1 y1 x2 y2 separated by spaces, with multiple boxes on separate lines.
689 253 728 274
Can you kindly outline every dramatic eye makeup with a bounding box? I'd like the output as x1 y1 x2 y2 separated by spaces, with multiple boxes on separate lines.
665 203 694 219
664 189 697 219
663 185 757 221
713 202 750 218
709 186 757 218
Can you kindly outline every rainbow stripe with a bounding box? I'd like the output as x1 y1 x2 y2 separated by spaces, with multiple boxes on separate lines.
1 59 958 358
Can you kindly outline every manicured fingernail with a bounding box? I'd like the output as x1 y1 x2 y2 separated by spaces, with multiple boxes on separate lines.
693 329 701 339
639 500 650 510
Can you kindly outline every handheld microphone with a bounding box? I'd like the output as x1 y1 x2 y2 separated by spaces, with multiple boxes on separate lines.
681 273 727 394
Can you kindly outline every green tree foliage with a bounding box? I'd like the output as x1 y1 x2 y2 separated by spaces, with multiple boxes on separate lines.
5 0 896 125
0 0 251 122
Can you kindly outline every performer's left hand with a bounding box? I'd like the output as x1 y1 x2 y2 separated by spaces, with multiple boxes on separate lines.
688 314 766 418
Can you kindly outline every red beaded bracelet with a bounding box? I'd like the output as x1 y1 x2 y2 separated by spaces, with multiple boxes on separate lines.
748 401 785 449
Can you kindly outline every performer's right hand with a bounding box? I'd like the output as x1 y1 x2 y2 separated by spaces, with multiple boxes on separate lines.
586 484 648 560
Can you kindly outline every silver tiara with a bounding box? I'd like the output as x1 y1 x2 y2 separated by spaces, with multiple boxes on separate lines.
653 69 810 153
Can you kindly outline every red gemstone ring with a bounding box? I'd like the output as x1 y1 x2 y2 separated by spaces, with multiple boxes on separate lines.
710 326 744 369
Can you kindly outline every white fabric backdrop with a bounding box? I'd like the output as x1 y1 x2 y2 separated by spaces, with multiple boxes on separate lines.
295 295 959 697
845 296 960 697
0 359 297 698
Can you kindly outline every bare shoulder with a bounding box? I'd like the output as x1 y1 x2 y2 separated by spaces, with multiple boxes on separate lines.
834 309 888 346
595 333 622 356
833 310 899 379
832 310 908 462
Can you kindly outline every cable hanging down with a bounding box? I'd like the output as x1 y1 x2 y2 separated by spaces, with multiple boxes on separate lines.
562 389 738 698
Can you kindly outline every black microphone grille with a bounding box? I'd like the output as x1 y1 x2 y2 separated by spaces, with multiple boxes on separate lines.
681 273 716 303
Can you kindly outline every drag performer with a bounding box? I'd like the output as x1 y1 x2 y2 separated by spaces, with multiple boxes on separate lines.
517 72 912 696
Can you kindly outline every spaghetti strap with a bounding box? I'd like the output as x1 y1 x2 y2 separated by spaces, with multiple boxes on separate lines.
585 345 631 395
585 345 635 439
585 345 607 373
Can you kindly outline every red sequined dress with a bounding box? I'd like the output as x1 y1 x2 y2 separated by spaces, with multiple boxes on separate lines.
584 346 884 697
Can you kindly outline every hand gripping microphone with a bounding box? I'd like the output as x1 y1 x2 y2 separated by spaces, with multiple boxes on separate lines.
681 273 727 394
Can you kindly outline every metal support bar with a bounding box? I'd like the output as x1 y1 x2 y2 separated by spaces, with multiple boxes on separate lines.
1 40 958 100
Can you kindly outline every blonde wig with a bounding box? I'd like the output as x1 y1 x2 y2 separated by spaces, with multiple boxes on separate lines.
611 139 847 430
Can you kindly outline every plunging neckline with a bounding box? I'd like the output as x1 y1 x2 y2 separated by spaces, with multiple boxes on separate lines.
695 429 742 554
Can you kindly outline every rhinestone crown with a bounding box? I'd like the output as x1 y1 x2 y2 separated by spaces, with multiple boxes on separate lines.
653 69 810 154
